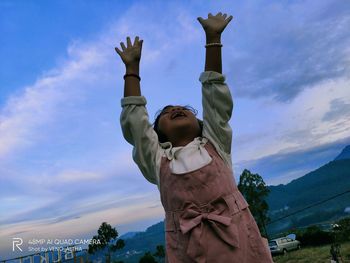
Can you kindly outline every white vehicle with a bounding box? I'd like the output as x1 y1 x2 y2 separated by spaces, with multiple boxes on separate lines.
269 236 301 255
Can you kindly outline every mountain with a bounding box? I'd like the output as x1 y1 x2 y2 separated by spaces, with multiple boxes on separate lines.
266 145 350 235
334 145 350 161
113 221 165 263
119 231 140 240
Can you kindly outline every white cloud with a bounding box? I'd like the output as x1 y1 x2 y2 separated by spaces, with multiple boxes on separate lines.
0 45 108 161
233 76 350 163
226 0 350 101
52 170 100 183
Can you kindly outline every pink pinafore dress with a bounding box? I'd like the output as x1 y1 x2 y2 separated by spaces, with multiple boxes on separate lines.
159 141 274 263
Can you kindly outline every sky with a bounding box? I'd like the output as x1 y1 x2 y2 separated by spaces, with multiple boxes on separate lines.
1 0 350 259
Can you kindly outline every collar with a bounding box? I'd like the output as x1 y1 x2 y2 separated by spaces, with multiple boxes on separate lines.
161 137 208 160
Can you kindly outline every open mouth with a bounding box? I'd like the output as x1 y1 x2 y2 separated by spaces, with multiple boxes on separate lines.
171 111 187 119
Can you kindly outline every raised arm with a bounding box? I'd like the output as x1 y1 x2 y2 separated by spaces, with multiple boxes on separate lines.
198 12 232 73
115 36 143 97
197 13 234 165
115 37 161 185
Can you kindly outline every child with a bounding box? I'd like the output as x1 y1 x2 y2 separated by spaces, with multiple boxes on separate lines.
116 12 274 263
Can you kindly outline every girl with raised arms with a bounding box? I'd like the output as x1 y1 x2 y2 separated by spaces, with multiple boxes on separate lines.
115 12 274 263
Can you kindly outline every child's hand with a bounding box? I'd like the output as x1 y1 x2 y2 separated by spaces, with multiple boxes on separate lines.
197 12 233 38
115 36 143 67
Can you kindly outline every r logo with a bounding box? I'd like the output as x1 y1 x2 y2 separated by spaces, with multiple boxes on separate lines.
12 237 23 252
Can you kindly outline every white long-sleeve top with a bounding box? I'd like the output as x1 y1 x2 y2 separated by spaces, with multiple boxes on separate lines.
120 71 233 188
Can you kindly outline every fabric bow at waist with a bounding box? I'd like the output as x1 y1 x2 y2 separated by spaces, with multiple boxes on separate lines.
179 197 240 261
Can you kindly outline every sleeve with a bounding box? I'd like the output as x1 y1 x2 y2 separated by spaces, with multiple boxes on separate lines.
200 71 233 167
120 96 162 185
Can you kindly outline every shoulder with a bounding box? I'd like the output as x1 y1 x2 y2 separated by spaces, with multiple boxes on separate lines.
204 137 232 169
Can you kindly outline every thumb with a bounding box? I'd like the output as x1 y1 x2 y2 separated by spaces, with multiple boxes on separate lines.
197 17 204 25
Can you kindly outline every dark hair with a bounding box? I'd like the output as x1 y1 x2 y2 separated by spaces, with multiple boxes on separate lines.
153 105 203 143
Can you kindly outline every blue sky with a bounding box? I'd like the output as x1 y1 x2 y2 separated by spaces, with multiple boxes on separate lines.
1 0 350 258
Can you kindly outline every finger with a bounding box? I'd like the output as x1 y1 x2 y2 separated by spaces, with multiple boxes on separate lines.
208 13 213 18
223 13 227 19
115 47 122 56
226 15 233 24
217 12 222 17
197 17 204 25
120 42 126 51
126 36 132 47
134 36 139 46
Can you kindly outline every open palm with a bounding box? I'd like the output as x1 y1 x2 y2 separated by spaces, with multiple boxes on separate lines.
115 36 143 66
197 12 233 36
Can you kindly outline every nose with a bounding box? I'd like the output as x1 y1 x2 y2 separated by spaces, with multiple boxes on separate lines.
171 107 183 112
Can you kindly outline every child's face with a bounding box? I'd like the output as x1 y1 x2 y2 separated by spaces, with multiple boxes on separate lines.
158 106 201 144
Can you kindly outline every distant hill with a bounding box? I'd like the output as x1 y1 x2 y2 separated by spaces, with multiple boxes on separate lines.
267 145 350 235
334 145 350 161
113 221 165 263
119 231 140 240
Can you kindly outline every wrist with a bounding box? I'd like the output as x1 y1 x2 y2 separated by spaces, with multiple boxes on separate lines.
206 33 221 44
125 63 140 75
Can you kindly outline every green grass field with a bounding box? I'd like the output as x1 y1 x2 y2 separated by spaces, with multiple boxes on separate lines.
273 242 350 263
